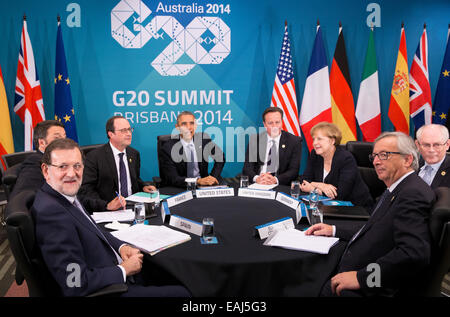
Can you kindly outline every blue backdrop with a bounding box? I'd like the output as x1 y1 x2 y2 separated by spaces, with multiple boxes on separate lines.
1 0 449 180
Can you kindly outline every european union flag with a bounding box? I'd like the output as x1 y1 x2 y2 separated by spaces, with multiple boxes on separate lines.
433 29 450 128
54 21 78 142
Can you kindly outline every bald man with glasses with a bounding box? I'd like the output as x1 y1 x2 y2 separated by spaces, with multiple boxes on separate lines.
415 124 450 189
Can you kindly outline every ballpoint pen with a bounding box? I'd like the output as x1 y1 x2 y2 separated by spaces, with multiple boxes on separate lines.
115 191 126 210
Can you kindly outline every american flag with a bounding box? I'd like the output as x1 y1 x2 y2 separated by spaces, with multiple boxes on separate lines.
270 23 300 136
14 18 45 151
410 27 432 130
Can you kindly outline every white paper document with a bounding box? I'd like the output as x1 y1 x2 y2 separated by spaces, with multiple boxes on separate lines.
92 209 135 223
248 183 278 190
263 228 339 254
111 224 191 256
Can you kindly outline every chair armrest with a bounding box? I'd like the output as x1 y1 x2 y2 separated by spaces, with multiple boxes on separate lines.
86 283 128 297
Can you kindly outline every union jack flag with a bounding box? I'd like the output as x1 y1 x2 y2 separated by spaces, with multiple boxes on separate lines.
410 27 432 130
14 18 45 151
270 23 300 136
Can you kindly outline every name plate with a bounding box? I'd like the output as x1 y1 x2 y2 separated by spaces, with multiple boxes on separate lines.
255 217 295 239
196 187 235 198
276 192 300 210
160 201 171 223
169 215 203 236
166 190 193 208
238 188 276 200
296 202 307 224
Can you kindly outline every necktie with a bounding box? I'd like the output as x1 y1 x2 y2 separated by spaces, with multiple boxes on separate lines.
187 144 199 178
118 153 128 197
422 165 433 186
73 198 122 265
266 140 278 174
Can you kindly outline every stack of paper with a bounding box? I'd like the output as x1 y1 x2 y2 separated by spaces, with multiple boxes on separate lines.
248 183 277 190
111 224 191 256
125 192 157 203
263 228 339 254
92 209 135 223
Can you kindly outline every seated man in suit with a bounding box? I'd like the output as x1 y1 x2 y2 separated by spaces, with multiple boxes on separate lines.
10 120 66 200
305 132 435 296
32 138 190 296
242 107 302 185
160 111 225 188
415 123 450 188
80 116 155 206
10 120 123 212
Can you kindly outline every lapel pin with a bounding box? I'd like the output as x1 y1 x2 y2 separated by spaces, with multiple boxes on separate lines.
129 158 132 163
391 195 395 202
282 144 286 148
442 171 446 176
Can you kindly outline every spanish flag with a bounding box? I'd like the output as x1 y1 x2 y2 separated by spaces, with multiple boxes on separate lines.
0 65 15 170
330 25 356 143
388 25 410 134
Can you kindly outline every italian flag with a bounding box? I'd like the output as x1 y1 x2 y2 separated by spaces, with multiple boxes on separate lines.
355 28 381 142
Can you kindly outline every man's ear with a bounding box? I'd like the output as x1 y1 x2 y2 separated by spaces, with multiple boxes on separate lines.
41 163 49 180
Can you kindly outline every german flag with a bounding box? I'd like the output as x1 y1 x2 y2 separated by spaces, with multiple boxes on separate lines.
330 25 356 143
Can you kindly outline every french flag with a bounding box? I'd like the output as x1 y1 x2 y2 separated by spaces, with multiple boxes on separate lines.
300 24 332 150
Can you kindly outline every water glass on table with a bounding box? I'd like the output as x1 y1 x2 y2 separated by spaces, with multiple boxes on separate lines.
240 175 249 188
202 218 215 242
134 202 146 224
291 181 300 199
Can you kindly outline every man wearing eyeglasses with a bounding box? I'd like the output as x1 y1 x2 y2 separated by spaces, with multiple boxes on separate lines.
80 116 156 208
32 138 190 296
306 132 435 296
415 124 450 188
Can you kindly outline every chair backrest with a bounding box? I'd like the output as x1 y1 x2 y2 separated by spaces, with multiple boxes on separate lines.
5 190 61 296
358 166 386 201
80 144 103 156
156 134 173 186
346 141 373 168
1 151 36 169
420 186 450 296
1 163 22 201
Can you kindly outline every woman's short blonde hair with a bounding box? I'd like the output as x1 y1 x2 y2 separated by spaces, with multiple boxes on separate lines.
310 122 342 146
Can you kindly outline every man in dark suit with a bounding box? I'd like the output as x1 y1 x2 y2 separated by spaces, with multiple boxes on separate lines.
80 116 155 206
10 120 123 212
415 123 450 189
242 107 302 186
306 132 435 296
32 138 190 296
160 111 225 188
10 120 66 200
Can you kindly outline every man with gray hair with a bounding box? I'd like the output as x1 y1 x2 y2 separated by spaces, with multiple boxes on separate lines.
415 124 450 188
305 131 435 296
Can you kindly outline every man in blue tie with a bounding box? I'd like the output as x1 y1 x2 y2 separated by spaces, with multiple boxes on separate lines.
32 138 190 296
415 124 450 189
160 111 225 188
305 132 435 296
80 116 155 207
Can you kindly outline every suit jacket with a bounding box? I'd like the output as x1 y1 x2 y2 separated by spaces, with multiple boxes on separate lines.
242 130 302 185
160 133 225 188
301 147 374 208
336 173 435 295
10 151 105 212
80 143 146 204
32 183 125 296
419 154 450 189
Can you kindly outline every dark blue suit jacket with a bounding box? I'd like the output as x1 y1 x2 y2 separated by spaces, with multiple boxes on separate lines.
336 173 435 295
301 147 374 208
32 183 125 296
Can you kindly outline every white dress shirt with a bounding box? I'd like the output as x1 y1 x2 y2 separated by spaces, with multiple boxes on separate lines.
418 156 445 186
254 133 281 184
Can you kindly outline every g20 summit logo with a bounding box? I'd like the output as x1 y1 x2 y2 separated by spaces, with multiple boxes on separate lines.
111 0 231 76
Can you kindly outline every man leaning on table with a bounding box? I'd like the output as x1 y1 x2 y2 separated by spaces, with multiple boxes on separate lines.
32 138 190 296
305 132 435 296
79 116 156 208
415 123 450 189
242 107 302 186
159 111 225 188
